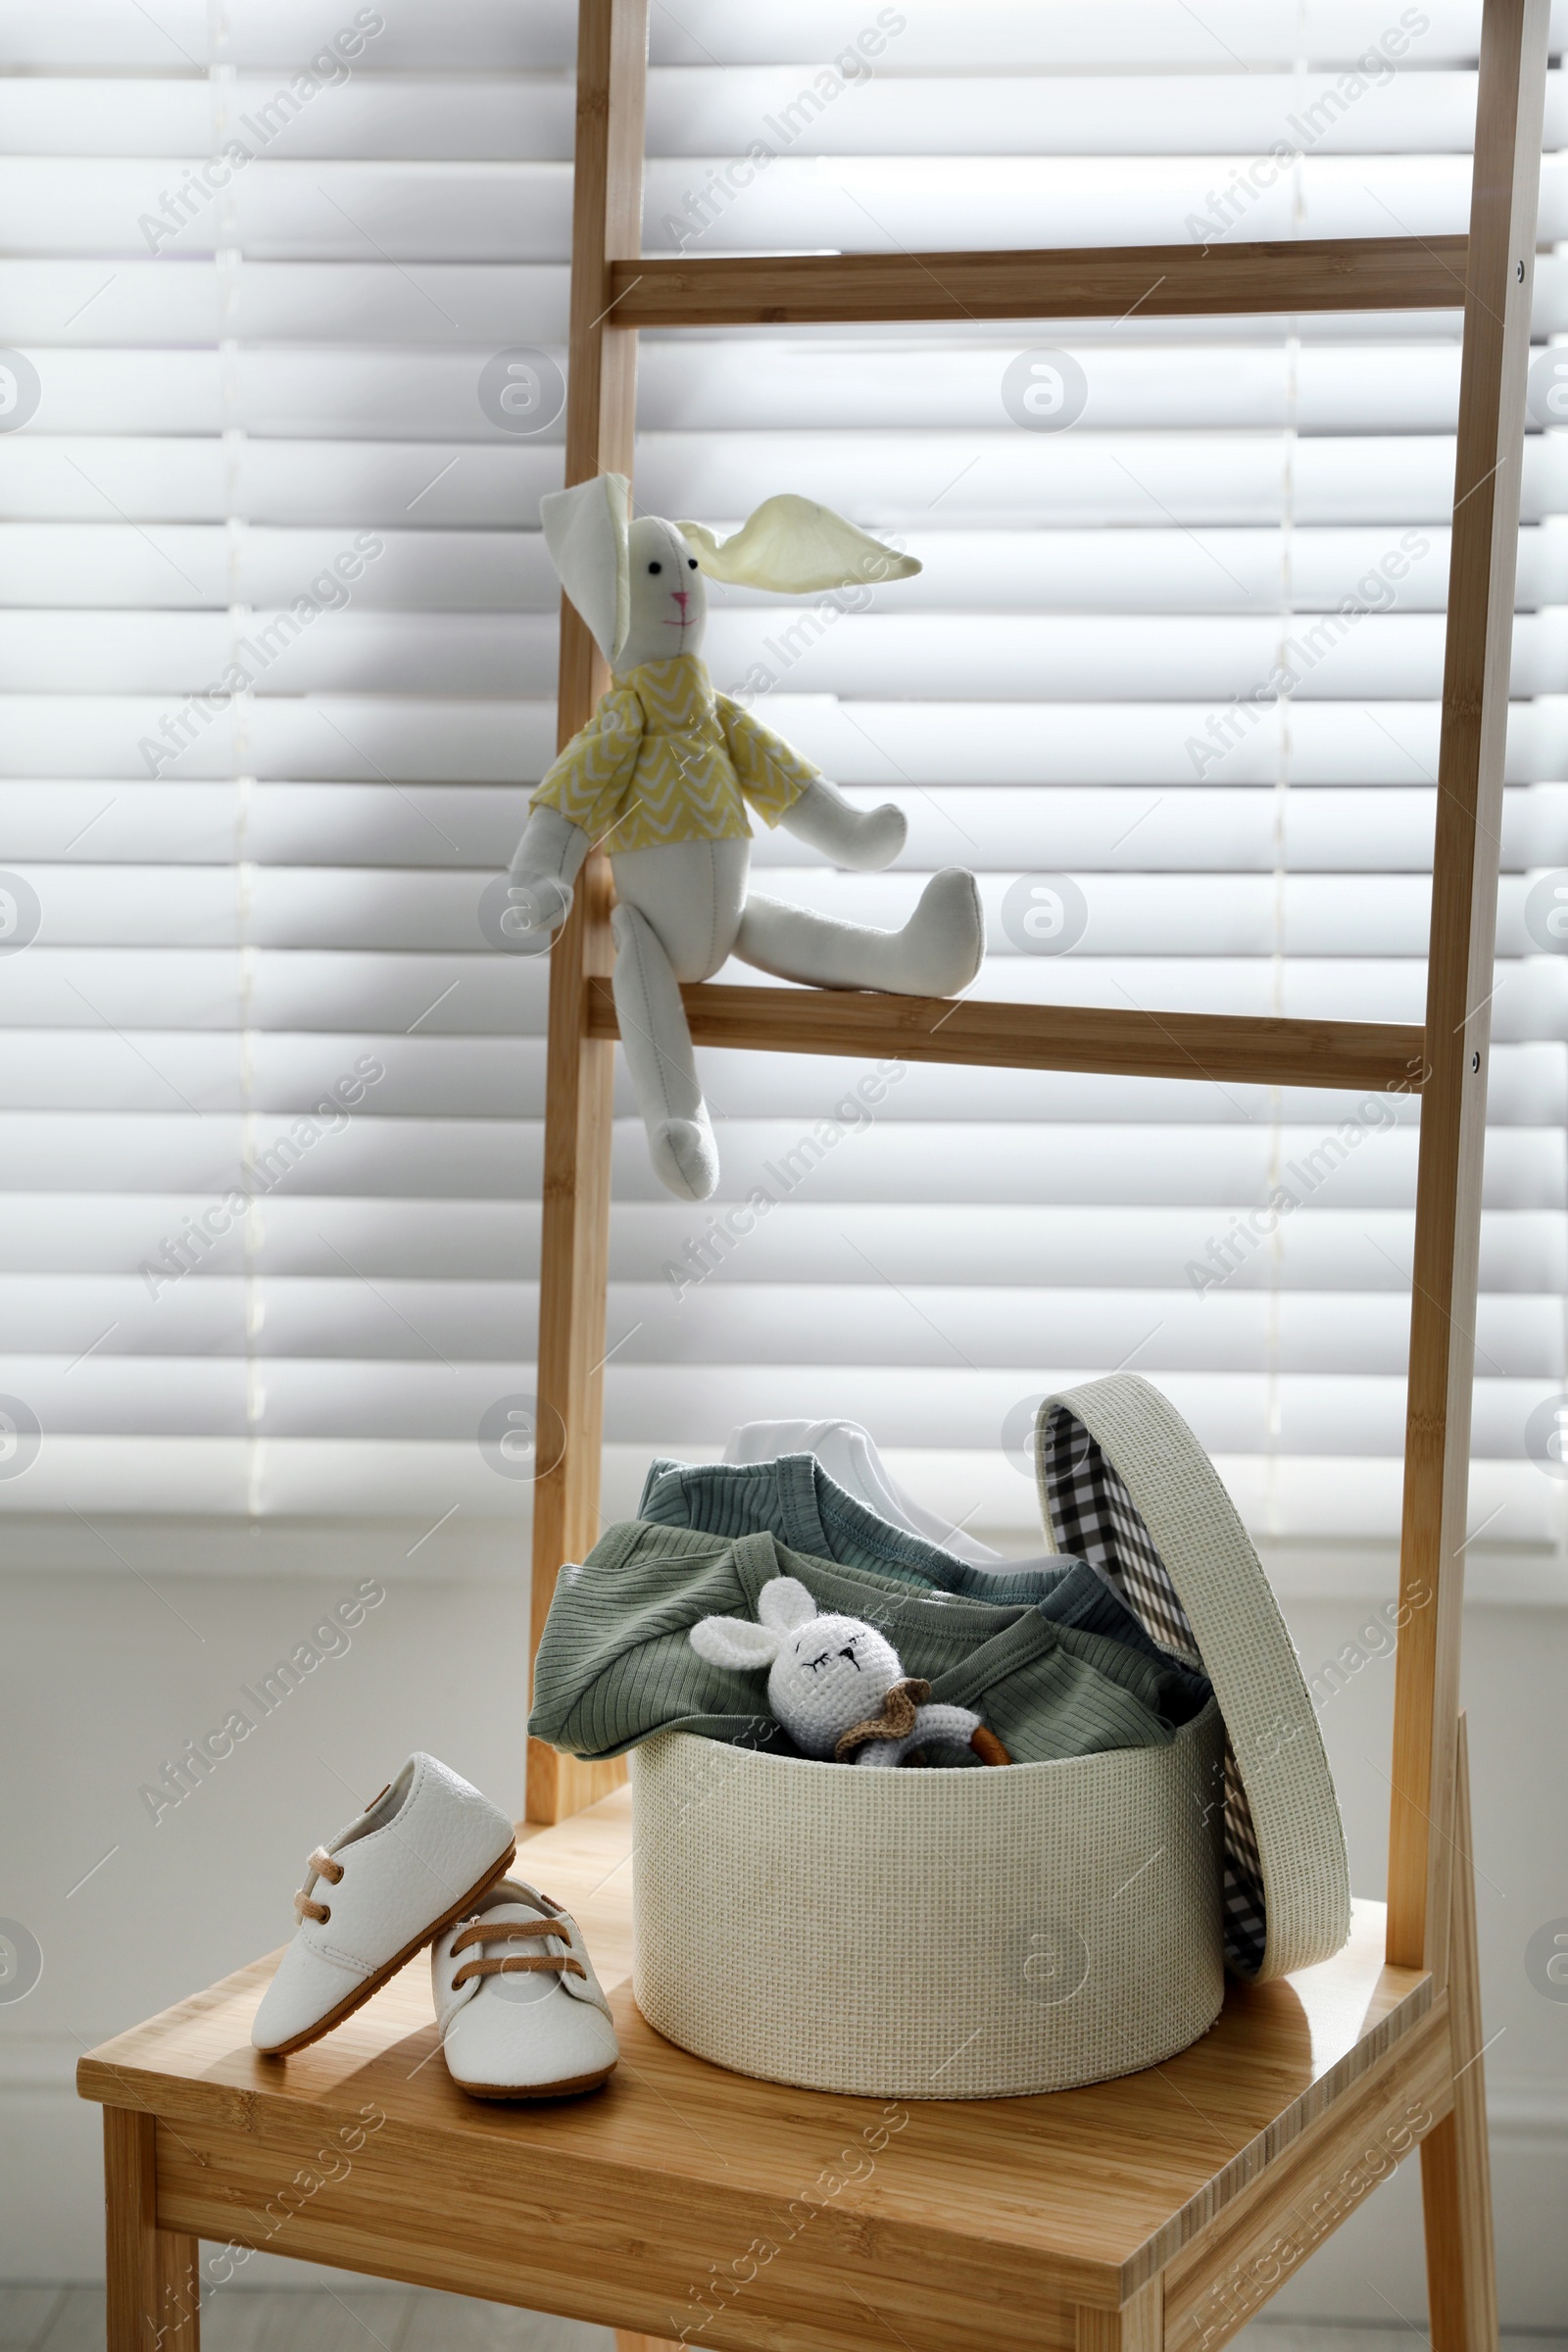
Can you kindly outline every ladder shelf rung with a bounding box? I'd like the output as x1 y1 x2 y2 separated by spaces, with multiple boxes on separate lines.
606 235 1468 329
584 980 1427 1092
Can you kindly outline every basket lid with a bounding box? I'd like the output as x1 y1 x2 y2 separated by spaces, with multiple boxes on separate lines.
1034 1374 1349 1983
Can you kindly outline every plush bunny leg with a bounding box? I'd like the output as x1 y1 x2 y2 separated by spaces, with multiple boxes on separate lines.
506 806 590 934
608 839 748 1200
610 839 749 981
778 777 906 871
610 903 719 1202
735 868 984 998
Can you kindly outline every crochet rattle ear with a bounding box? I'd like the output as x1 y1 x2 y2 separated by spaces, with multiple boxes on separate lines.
539 470 630 665
678 494 920 595
689 1614 779 1672
755 1576 817 1633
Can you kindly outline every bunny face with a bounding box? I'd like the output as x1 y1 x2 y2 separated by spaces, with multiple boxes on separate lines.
688 1575 905 1761
612 515 708 673
768 1610 903 1758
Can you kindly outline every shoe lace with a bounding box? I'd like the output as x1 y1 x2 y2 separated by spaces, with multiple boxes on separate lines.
449 1913 586 1990
294 1846 343 1925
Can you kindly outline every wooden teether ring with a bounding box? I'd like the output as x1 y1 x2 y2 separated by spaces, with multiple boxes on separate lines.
969 1726 1010 1767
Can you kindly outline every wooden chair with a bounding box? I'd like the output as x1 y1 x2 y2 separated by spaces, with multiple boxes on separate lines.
78 6 1546 2348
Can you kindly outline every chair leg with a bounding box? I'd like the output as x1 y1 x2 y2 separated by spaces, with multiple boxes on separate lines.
104 2109 200 2352
1420 1714 1499 2352
1076 2278 1162 2352
613 2336 683 2351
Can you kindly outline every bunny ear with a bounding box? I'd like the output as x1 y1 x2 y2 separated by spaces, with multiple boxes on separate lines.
539 471 630 664
678 495 920 595
756 1576 817 1632
689 1614 778 1672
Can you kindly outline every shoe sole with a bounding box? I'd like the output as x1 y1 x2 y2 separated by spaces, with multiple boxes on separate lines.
255 1841 518 2059
451 2064 616 2101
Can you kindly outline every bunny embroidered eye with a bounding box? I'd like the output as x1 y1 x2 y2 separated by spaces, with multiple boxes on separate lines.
687 557 698 569
647 561 662 574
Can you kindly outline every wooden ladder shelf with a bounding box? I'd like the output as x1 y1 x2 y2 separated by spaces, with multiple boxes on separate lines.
78 7 1546 2351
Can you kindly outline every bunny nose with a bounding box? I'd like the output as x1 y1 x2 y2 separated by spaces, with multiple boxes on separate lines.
671 590 690 614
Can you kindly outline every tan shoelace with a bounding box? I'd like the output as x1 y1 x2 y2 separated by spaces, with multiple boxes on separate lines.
294 1846 343 1925
449 1914 586 1988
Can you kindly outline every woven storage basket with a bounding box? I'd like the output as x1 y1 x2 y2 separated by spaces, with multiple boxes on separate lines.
631 1373 1349 2100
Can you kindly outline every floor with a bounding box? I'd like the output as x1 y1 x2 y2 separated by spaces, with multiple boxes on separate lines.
3 2294 1567 2352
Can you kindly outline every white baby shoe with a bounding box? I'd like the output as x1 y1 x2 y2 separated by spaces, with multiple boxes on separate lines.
431 1878 619 2100
252 1753 516 2057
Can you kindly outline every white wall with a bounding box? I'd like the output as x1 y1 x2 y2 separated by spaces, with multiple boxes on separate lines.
0 1528 1563 2322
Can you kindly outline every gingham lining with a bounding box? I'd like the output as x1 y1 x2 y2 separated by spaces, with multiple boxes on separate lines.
1041 1402 1269 1979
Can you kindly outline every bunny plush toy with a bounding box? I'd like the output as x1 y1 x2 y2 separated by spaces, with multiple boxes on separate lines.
689 1574 1009 1768
504 473 986 1201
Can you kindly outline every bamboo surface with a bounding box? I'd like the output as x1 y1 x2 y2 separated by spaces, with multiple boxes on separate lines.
1420 1716 1502 2352
1386 0 1548 1984
585 980 1429 1092
79 1791 1439 2340
606 235 1470 327
525 0 647 1827
1076 2281 1161 2352
104 2109 199 2352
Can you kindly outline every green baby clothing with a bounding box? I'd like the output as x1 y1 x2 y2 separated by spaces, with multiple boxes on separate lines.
636 1451 1185 1664
640 1451 1065 1599
529 1519 1208 1768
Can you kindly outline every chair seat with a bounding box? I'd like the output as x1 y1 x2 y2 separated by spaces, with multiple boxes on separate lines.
77 1787 1446 2352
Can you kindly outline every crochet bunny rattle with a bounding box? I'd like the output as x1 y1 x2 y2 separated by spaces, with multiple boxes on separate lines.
503 473 985 1201
689 1575 1010 1768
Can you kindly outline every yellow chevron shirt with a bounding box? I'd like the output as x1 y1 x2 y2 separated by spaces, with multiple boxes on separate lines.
529 655 817 852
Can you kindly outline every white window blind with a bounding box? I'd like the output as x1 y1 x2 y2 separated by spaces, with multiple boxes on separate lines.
1 0 1564 1572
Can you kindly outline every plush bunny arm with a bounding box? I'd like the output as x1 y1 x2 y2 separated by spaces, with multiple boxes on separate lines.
505 806 591 934
712 696 821 828
912 1701 984 1751
851 1736 915 1768
851 1701 983 1769
777 776 907 871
